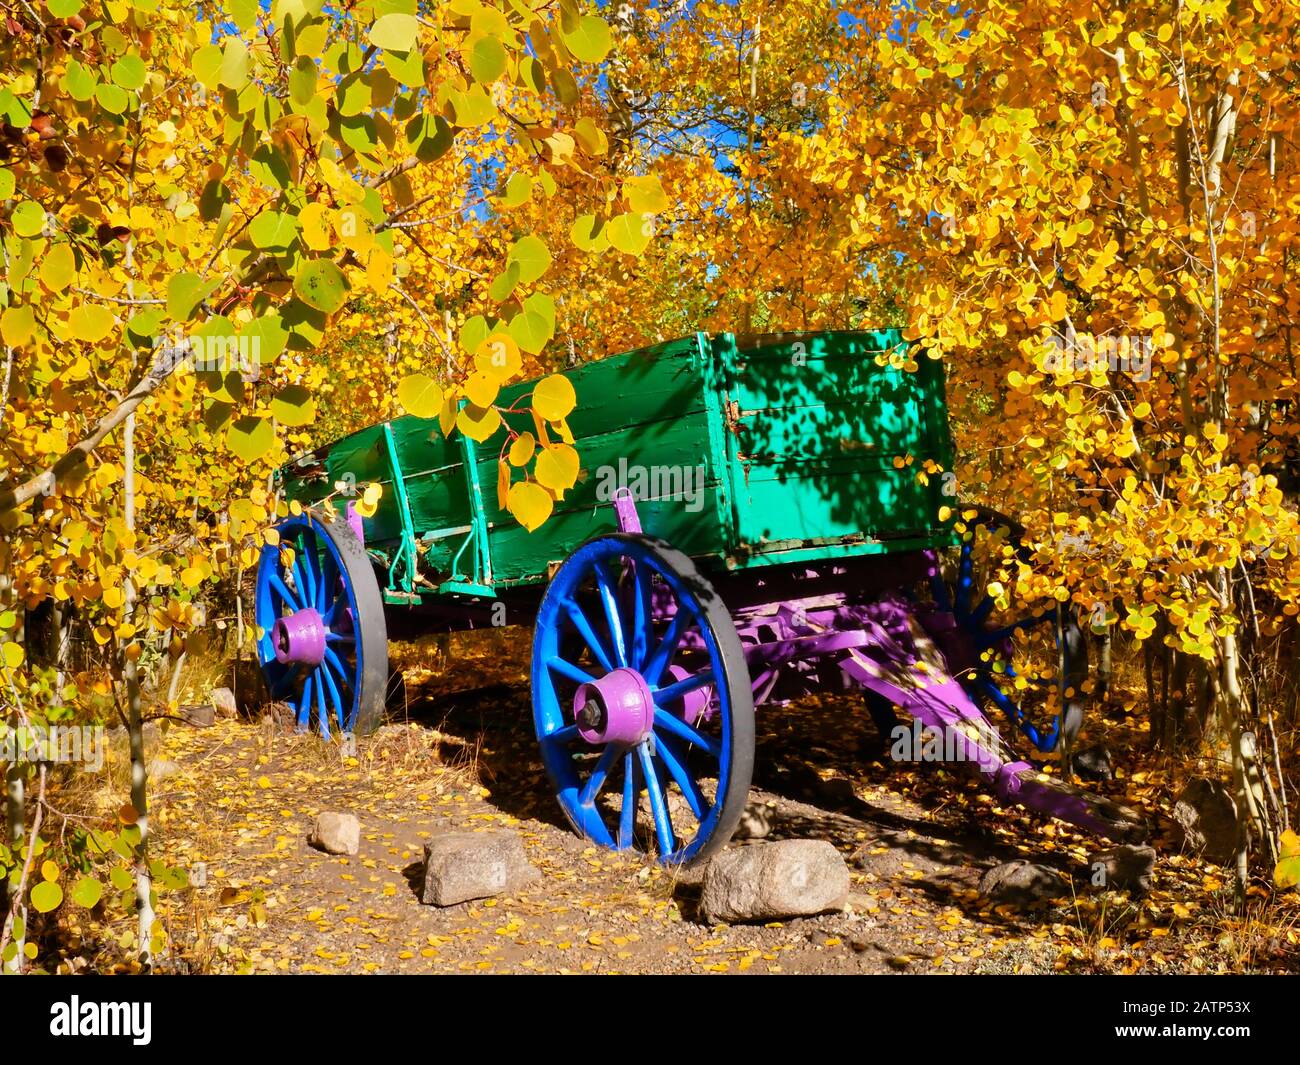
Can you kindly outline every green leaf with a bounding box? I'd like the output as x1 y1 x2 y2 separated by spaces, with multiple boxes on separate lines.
293 259 348 313
0 169 15 201
506 234 551 285
30 880 62 914
111 54 147 91
10 201 45 239
109 865 133 892
368 13 419 51
229 0 259 32
406 112 453 162
509 308 553 355
270 384 317 426
465 33 507 83
249 210 298 249
289 56 318 107
449 85 497 127
71 877 103 909
561 15 612 63
64 59 98 101
47 0 82 15
219 39 251 90
227 416 275 463
94 82 129 115
488 261 520 302
243 313 287 364
167 272 212 321
192 44 223 90
500 172 532 208
396 373 444 419
607 212 652 256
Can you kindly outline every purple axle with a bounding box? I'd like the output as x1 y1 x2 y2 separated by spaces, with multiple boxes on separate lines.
574 668 655 746
272 608 326 667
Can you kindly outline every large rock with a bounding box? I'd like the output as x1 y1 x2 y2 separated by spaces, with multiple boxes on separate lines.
210 687 238 719
699 840 850 923
420 831 540 906
178 703 215 728
732 801 775 842
1088 844 1157 893
1173 778 1238 865
311 812 360 856
978 860 1068 905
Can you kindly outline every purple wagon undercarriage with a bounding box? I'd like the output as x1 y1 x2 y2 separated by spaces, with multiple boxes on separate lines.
608 492 1146 847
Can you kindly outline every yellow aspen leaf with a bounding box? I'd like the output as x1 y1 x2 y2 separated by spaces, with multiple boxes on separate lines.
397 374 445 419
532 374 576 421
507 480 553 531
1275 829 1300 890
496 459 510 510
299 202 332 251
457 404 502 442
1 642 23 670
39 243 74 292
474 333 522 382
0 304 34 346
439 391 458 437
624 174 669 214
465 372 499 409
535 443 579 492
508 431 536 467
67 304 116 343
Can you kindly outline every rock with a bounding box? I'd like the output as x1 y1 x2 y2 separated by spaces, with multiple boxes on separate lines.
699 839 850 923
1173 778 1239 865
262 701 296 731
733 801 775 841
210 687 238 719
310 812 360 856
178 703 215 728
1088 844 1157 893
420 831 540 906
817 777 858 807
1073 744 1113 782
147 758 180 782
978 860 1068 905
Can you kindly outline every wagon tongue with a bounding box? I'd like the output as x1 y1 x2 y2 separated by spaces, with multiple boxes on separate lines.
994 765 1148 843
838 645 1147 844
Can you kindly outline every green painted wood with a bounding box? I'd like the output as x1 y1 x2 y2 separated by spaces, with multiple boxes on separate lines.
275 329 958 594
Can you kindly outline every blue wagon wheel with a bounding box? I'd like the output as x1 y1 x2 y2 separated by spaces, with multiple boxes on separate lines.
532 533 755 865
254 512 388 739
930 506 1087 755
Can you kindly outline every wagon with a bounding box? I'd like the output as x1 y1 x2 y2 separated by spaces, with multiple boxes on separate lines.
257 329 1144 863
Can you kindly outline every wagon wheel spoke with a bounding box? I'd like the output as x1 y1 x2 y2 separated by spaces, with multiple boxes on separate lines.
578 744 619 808
617 751 638 850
654 732 707 820
561 597 614 673
592 560 629 667
638 742 675 855
652 668 714 707
642 607 694 686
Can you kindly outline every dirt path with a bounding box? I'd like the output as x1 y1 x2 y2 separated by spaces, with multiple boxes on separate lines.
127 640 1296 975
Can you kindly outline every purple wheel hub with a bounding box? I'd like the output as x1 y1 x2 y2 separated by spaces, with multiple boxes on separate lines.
573 668 655 746
664 663 713 726
272 608 326 667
